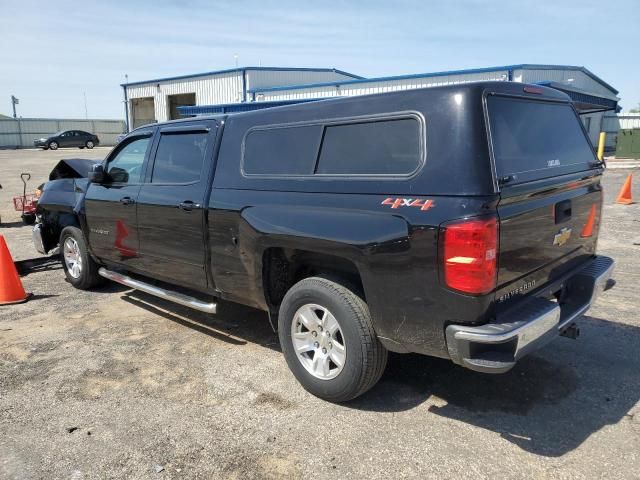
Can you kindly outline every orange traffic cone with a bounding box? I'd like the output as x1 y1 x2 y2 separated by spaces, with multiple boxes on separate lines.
0 234 30 305
581 204 596 238
615 174 633 205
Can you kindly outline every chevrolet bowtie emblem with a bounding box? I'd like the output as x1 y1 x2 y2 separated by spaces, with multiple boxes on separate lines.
553 227 572 246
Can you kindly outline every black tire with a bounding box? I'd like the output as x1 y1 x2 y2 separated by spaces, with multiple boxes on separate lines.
59 226 103 290
48 141 58 150
278 276 387 402
79 146 85 149
85 140 94 149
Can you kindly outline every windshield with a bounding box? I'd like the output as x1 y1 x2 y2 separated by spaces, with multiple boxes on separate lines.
487 96 597 184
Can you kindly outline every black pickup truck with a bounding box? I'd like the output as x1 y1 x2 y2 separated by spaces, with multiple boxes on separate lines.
34 81 614 402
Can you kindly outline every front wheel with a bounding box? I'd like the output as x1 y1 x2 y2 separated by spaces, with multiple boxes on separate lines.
59 226 103 290
48 141 58 150
85 140 94 149
278 277 387 402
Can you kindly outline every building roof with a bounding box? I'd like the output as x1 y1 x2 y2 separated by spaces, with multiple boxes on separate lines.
248 64 618 96
121 66 363 87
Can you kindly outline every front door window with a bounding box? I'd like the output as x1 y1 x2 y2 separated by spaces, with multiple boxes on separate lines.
106 137 150 184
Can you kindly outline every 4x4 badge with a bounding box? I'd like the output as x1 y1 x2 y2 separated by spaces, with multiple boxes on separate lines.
381 198 435 211
553 227 572 246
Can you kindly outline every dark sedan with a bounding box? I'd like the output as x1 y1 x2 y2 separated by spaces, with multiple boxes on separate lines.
34 130 100 150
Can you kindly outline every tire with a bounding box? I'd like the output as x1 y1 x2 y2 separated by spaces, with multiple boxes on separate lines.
59 226 103 290
278 276 387 402
79 146 85 149
48 141 58 150
85 140 94 149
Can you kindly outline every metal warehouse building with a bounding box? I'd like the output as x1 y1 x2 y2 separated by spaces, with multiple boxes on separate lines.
123 64 619 147
122 67 362 129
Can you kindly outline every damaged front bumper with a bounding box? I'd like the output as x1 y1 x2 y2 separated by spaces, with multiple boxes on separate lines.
445 255 615 373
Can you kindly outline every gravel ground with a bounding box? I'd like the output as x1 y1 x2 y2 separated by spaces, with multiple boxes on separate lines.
1 149 639 479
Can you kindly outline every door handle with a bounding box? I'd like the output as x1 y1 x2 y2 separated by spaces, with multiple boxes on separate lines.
554 199 572 224
178 200 202 211
120 196 135 205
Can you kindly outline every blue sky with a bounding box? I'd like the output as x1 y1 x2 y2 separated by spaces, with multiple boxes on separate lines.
1 0 638 119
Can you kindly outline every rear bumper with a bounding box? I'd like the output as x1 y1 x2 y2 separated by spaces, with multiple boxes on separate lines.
445 255 614 373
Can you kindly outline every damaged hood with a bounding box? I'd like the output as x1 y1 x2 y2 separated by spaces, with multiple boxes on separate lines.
49 158 101 181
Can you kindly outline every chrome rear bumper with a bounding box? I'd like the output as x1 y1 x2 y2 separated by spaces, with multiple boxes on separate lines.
445 255 614 373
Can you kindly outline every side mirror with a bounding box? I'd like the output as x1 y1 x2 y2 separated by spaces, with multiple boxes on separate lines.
88 164 105 183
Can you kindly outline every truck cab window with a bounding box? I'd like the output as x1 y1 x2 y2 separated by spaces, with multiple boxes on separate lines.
151 132 207 184
106 137 150 184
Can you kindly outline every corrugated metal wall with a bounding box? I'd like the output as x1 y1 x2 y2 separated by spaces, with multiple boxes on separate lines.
0 118 125 148
254 70 511 101
126 71 244 125
515 68 618 99
125 69 359 125
246 70 356 91
612 114 640 129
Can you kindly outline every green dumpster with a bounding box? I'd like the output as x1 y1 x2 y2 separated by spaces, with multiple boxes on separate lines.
616 128 640 158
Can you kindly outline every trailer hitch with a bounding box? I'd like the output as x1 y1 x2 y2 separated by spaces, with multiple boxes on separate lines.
560 322 580 340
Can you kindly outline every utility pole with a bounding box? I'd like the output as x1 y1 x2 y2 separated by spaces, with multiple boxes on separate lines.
11 95 19 118
123 74 130 133
83 92 88 119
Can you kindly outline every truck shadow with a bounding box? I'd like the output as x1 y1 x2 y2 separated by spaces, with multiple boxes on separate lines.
348 315 640 457
107 288 638 457
119 292 279 350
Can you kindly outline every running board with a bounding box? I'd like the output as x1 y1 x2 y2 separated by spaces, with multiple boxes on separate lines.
98 268 217 314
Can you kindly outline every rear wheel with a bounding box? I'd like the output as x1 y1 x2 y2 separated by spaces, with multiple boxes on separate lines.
60 226 103 290
85 140 94 149
278 276 387 402
48 141 58 151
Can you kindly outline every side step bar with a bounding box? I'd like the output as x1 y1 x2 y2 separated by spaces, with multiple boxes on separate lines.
98 268 217 314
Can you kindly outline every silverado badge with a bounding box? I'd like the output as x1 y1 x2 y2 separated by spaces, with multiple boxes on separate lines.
553 227 572 246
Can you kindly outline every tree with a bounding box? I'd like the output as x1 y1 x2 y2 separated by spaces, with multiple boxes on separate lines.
629 103 640 113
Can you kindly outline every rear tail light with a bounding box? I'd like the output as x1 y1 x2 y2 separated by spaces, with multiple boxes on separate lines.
441 217 498 295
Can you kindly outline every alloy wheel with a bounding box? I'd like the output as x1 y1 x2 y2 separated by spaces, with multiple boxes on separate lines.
63 237 83 279
291 304 346 380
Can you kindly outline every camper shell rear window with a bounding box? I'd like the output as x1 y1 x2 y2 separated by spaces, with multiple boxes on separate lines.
487 95 597 184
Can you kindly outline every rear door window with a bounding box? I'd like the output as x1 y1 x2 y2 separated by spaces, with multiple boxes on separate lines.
151 132 208 184
487 96 596 183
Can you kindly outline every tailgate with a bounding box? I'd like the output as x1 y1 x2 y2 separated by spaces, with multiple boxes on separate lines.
496 175 602 304
486 93 603 306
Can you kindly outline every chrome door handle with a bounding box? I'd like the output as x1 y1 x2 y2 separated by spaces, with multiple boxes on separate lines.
120 196 135 205
178 201 201 211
